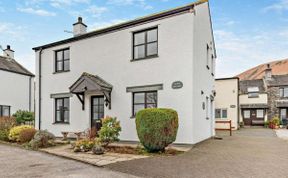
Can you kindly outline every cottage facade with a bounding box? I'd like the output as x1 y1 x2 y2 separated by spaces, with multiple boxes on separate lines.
0 46 34 116
33 1 216 144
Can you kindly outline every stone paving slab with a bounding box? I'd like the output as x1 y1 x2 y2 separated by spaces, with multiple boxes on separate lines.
275 129 288 140
40 145 148 167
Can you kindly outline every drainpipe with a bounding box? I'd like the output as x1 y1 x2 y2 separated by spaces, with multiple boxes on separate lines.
38 48 43 130
29 76 32 112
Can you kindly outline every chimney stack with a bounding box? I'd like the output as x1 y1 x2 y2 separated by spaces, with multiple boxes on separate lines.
265 64 272 80
73 17 87 37
3 45 14 59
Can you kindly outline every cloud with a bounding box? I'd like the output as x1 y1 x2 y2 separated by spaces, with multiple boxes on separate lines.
263 0 288 13
17 7 56 16
50 0 90 8
214 29 288 78
107 0 153 10
0 22 27 41
86 5 108 18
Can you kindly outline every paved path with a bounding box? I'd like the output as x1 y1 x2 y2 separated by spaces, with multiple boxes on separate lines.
107 128 288 178
0 144 138 178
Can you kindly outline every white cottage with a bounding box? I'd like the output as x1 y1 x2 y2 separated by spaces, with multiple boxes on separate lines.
0 45 34 116
33 0 216 144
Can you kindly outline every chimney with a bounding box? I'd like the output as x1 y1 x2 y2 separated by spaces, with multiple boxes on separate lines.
3 45 14 59
265 64 272 80
73 17 87 37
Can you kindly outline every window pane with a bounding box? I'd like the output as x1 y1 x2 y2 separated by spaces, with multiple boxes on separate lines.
248 92 259 98
64 98 69 108
56 99 63 110
146 92 157 103
99 113 104 119
284 88 288 97
64 60 70 71
56 51 63 61
215 109 221 118
147 29 157 42
280 89 284 97
134 93 145 104
146 104 156 108
99 97 104 105
244 110 250 119
222 109 227 118
281 109 287 120
64 111 69 122
256 109 264 118
134 45 145 59
64 50 69 60
134 104 145 116
147 42 157 56
134 32 145 45
57 61 63 71
56 111 61 122
2 106 9 117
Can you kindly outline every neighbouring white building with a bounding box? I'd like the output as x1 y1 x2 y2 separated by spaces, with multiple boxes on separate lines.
33 0 216 144
215 78 239 130
0 45 34 116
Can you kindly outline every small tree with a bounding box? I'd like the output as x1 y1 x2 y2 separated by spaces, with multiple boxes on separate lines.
98 116 121 147
12 110 34 125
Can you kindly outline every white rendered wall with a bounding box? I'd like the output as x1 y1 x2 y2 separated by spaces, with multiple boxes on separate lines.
215 79 239 130
191 2 216 143
35 3 214 144
0 70 34 115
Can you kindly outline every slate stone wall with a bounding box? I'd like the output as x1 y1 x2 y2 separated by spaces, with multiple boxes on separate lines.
267 86 280 120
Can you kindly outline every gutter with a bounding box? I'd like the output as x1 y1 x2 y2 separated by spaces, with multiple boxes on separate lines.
38 48 43 130
29 76 32 112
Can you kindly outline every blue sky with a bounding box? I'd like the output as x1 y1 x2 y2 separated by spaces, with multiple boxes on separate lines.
1 0 288 77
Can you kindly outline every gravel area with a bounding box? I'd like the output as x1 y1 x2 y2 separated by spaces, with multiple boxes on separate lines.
107 128 288 178
0 144 138 178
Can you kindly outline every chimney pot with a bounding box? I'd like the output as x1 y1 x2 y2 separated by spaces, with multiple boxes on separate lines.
265 64 272 80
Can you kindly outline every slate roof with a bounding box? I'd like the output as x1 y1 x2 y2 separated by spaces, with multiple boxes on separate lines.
0 56 34 76
266 74 288 87
239 79 265 94
236 58 288 80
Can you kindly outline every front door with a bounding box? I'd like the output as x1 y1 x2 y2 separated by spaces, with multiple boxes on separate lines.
91 96 104 131
243 109 264 126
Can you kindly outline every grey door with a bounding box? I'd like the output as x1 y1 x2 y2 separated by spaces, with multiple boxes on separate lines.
91 96 104 131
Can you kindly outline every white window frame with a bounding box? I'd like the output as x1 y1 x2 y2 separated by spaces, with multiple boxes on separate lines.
215 108 228 119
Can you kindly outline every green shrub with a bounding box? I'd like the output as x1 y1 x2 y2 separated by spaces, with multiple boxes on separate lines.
98 116 121 147
9 125 33 142
271 117 280 126
136 108 179 152
19 128 37 143
0 117 16 141
12 110 34 125
28 130 55 150
73 139 95 152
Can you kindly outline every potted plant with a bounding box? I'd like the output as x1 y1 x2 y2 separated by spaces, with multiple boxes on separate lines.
270 117 280 129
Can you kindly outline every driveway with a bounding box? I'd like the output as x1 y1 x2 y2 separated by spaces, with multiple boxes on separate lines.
0 144 137 178
107 128 288 178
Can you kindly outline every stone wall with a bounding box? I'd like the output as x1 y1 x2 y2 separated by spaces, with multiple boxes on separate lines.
267 86 280 120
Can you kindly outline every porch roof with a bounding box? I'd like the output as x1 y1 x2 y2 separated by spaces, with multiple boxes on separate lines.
240 104 268 109
276 101 288 108
69 72 112 94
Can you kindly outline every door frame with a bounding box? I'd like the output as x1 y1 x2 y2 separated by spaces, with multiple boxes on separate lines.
90 95 105 128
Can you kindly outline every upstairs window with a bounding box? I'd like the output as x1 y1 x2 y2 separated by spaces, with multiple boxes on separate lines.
133 28 158 60
280 87 288 97
0 105 10 117
211 54 215 76
247 87 259 98
55 48 70 72
206 44 210 69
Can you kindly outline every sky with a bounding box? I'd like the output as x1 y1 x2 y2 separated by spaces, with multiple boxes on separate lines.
1 0 288 78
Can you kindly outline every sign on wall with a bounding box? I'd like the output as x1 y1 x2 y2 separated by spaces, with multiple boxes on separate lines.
172 81 183 89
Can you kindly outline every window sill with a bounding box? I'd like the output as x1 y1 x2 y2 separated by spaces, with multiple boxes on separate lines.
130 116 136 119
53 70 70 74
53 122 70 125
131 55 158 62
